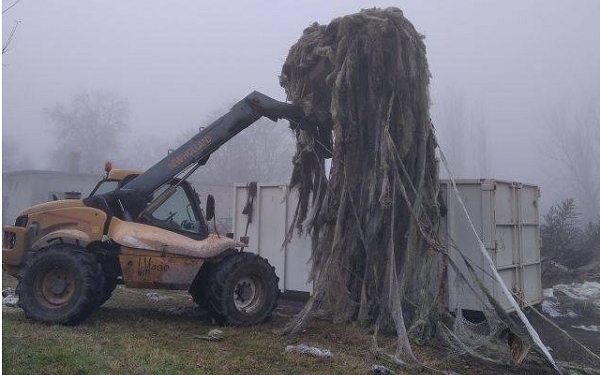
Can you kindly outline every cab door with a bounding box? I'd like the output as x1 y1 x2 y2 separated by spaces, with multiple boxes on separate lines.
144 182 209 240
116 181 210 289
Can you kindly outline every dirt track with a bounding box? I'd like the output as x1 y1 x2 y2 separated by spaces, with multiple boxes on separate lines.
526 306 600 370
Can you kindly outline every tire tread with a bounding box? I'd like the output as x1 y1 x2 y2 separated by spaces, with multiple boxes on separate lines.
16 244 104 325
206 252 279 326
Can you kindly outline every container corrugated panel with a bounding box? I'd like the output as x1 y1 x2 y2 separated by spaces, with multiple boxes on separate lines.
233 183 312 293
440 179 542 313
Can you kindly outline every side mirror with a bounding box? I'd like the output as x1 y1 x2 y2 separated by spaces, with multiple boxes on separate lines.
205 194 215 221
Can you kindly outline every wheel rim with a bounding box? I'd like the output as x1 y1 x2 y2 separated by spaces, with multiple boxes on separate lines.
39 268 76 307
233 276 265 314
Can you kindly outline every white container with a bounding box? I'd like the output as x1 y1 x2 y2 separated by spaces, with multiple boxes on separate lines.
233 183 313 293
233 179 543 312
440 179 542 313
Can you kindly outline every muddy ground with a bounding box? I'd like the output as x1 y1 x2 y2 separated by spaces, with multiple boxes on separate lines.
525 306 600 370
277 298 600 374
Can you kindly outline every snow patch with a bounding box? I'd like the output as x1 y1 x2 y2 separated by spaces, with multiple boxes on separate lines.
2 288 18 307
571 325 600 332
285 344 333 358
145 292 174 302
554 281 600 300
369 365 396 374
541 299 578 318
542 282 600 319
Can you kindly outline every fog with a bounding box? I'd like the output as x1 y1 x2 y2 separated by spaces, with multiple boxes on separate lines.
3 0 600 215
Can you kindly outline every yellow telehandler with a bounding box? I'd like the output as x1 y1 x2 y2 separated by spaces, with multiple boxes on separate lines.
2 91 316 326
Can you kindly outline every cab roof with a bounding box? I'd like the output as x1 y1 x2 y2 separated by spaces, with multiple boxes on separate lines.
107 169 143 181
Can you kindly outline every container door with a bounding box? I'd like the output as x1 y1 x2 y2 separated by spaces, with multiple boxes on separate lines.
233 183 313 294
443 180 495 312
519 184 543 305
256 185 287 291
493 181 520 311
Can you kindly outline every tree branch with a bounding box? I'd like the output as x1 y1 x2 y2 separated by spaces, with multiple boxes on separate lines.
2 0 23 14
2 20 20 54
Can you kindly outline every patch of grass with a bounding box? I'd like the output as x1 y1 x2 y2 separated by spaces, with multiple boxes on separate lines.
3 272 536 374
3 273 374 375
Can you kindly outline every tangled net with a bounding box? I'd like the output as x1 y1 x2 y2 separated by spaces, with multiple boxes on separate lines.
279 7 558 372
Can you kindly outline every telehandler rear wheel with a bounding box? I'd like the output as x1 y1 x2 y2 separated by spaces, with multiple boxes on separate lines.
16 244 104 325
206 252 279 326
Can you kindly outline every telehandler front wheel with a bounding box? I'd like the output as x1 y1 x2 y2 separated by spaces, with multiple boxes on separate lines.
98 276 118 306
16 245 104 325
207 252 279 326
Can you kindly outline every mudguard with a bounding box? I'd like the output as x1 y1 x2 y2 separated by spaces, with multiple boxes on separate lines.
107 217 245 258
31 229 91 251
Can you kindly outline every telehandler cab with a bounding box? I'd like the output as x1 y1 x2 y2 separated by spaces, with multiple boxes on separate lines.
2 91 316 326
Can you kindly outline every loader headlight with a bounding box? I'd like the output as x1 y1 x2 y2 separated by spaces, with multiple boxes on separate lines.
3 231 16 249
15 215 28 228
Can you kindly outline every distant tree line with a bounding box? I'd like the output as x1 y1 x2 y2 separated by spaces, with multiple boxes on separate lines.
544 98 600 223
540 198 600 285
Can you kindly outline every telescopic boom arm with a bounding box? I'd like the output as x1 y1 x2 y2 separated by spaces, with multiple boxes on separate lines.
119 91 314 201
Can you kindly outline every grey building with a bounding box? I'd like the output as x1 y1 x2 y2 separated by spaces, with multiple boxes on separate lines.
2 170 102 225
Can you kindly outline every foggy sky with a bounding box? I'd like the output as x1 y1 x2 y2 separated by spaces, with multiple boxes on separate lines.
3 0 600 207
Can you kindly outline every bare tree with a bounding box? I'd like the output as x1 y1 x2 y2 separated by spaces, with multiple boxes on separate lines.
46 91 130 174
470 103 491 177
114 134 172 172
545 98 600 222
2 0 23 55
435 90 492 179
436 88 468 177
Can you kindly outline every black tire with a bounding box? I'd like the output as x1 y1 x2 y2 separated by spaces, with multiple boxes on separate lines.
189 249 238 309
189 262 214 309
97 256 120 306
206 252 279 326
98 276 118 306
16 245 104 325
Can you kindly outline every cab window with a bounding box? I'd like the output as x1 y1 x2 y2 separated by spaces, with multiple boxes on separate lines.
149 184 203 235
89 180 119 197
89 175 138 197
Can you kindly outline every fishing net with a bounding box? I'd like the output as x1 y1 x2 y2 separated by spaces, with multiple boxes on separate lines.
279 7 558 371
